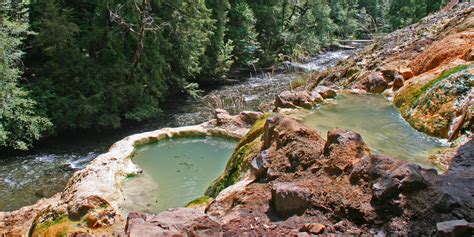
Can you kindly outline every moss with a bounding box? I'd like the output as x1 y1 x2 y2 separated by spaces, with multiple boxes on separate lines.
396 65 468 110
35 214 69 231
396 64 471 138
235 113 271 151
126 173 138 179
205 114 271 197
290 77 307 90
186 196 213 208
205 138 261 197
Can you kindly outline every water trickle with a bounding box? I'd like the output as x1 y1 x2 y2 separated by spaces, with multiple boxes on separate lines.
303 94 446 167
119 137 236 214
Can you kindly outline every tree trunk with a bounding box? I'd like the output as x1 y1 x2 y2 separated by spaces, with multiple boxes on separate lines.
129 0 149 80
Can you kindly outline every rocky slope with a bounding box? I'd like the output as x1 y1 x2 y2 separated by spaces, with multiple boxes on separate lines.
305 3 473 143
125 115 473 236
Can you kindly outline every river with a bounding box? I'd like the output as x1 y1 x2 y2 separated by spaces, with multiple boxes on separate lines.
0 50 355 211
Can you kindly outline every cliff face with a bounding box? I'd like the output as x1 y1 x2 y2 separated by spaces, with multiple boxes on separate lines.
306 4 473 141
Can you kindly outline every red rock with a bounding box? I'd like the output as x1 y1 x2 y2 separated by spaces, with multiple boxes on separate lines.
301 223 326 234
399 66 414 80
274 91 315 109
312 86 337 99
365 72 388 93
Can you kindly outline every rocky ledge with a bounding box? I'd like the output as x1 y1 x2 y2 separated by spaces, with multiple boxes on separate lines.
125 115 474 236
0 110 261 236
274 4 473 170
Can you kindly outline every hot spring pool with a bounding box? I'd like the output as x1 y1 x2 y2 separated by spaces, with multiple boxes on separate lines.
120 137 236 214
303 93 446 167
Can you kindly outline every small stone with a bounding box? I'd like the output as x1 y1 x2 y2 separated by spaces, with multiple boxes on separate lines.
436 219 473 237
313 86 337 99
393 75 404 89
463 48 474 61
301 223 325 234
399 66 414 80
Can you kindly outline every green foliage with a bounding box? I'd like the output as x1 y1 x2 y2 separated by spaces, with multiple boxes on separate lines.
198 0 234 81
0 0 52 150
26 0 213 131
1 0 448 150
385 0 446 31
227 1 260 67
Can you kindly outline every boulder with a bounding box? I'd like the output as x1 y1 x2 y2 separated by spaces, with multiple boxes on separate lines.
309 91 324 103
239 111 263 125
214 109 244 127
464 48 474 61
323 128 371 175
312 86 337 99
381 68 399 82
393 75 405 89
372 177 400 200
274 91 315 109
365 72 388 93
272 182 311 216
390 163 429 193
436 219 474 237
250 150 271 179
126 208 222 236
261 115 325 175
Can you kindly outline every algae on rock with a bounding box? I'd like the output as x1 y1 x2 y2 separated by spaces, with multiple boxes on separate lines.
205 114 270 197
395 64 473 139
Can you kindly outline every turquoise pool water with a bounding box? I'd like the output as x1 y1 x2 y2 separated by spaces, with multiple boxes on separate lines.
120 137 236 214
303 93 445 167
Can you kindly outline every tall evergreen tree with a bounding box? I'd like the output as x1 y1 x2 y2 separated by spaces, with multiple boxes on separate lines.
0 0 52 150
26 0 213 131
227 0 260 68
199 0 234 81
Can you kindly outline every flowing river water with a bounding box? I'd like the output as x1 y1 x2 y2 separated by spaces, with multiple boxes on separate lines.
0 49 446 212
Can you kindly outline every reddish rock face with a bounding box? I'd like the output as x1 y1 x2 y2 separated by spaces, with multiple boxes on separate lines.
274 90 318 110
409 32 474 75
125 115 473 235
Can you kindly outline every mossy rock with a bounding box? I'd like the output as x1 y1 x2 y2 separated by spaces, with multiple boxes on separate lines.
205 114 271 197
395 64 472 138
186 196 214 208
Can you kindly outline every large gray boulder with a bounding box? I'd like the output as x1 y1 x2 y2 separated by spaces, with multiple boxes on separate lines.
271 182 311 217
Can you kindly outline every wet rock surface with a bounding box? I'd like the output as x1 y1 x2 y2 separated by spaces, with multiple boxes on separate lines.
312 86 337 99
125 115 473 235
274 90 318 109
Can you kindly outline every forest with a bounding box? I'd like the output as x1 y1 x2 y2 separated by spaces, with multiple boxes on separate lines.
1 0 448 150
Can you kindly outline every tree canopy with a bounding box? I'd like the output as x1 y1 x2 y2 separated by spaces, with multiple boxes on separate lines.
0 0 448 150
